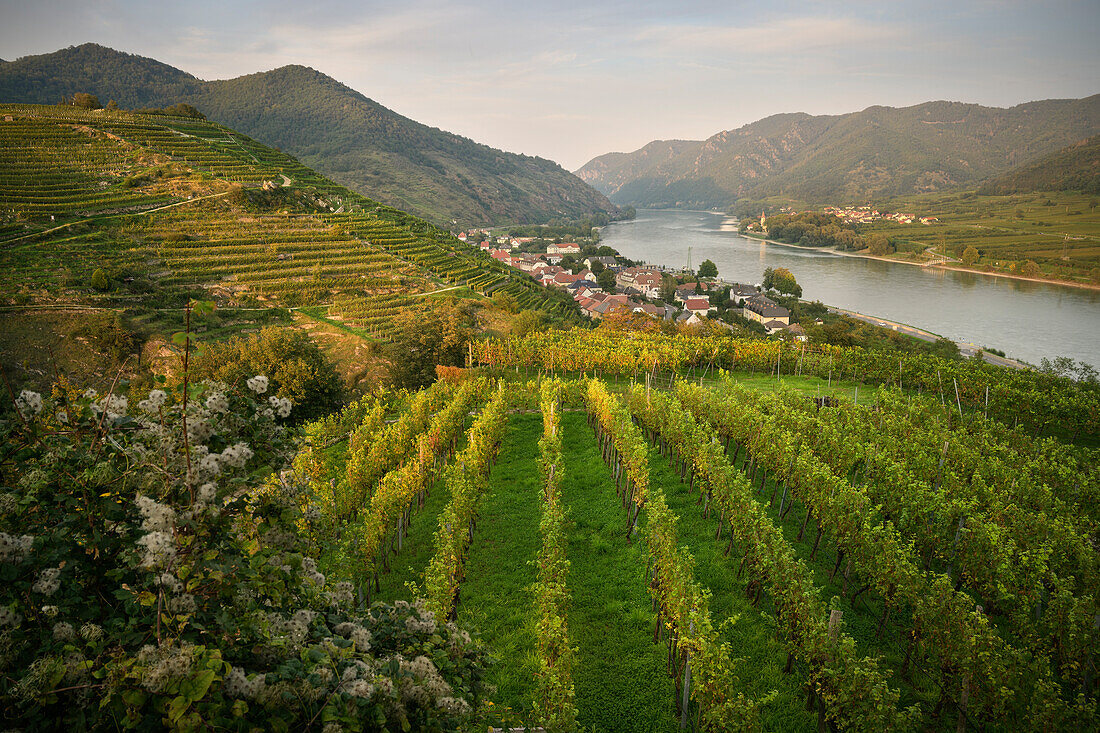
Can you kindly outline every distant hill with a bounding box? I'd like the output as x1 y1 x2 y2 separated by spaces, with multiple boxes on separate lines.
577 98 1100 209
977 136 1100 195
0 44 622 227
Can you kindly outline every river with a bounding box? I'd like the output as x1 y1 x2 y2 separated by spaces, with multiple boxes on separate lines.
599 209 1100 367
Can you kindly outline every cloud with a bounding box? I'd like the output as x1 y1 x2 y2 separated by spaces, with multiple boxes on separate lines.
0 0 1095 170
634 15 905 56
265 5 472 57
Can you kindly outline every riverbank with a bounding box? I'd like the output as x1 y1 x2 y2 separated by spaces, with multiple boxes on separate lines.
600 209 1099 367
739 232 1100 292
823 305 1026 369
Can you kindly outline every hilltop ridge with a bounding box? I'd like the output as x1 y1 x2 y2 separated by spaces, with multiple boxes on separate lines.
577 96 1100 208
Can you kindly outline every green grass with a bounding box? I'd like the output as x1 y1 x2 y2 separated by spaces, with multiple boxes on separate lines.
296 305 379 342
646 443 818 731
455 412 543 722
497 369 877 407
722 441 937 719
371 416 474 604
560 412 678 733
723 371 874 405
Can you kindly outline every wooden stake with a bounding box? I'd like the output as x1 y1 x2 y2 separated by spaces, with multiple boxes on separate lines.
680 623 693 730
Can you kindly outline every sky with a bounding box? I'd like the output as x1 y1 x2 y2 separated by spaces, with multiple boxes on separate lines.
1 0 1098 170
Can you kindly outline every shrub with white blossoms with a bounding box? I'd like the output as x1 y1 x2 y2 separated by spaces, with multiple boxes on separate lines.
0 376 490 730
204 391 230 414
15 390 42 417
269 395 293 419
137 389 167 414
218 442 253 469
93 393 128 420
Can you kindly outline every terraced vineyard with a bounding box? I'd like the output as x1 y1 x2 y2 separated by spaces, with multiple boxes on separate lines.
0 104 577 333
294 359 1098 731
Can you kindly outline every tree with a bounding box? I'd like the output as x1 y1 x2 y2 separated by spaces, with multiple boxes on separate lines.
763 267 802 298
929 337 961 360
698 259 718 278
73 312 138 362
70 92 101 109
511 309 546 337
492 289 519 313
191 327 345 422
1020 260 1042 278
660 274 678 303
384 304 476 389
597 269 617 292
90 268 109 291
711 285 731 309
867 233 893 257
961 246 980 267
590 260 606 275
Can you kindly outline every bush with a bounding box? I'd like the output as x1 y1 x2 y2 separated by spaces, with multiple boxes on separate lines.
1020 260 1042 278
492 290 519 314
190 328 345 423
0 381 490 730
90 268 110 292
72 313 139 362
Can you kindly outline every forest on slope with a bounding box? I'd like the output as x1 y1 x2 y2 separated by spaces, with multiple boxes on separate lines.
0 43 623 227
978 135 1100 195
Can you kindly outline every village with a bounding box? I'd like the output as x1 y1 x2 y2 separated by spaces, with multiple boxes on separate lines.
457 229 809 339
818 205 937 225
739 205 939 234
818 205 938 226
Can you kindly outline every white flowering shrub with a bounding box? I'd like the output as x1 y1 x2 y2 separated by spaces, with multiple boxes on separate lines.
0 377 490 730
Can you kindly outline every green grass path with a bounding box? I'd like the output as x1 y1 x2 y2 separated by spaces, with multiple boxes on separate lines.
648 444 817 731
560 412 677 733
371 469 455 605
724 444 935 715
456 412 543 721
372 418 474 605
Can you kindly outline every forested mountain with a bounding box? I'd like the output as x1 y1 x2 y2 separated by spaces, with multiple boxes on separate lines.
0 43 622 226
577 97 1100 209
977 135 1100 195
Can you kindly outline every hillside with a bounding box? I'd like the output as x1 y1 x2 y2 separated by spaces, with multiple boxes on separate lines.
0 43 622 227
0 103 579 389
577 98 1100 209
977 135 1100 195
